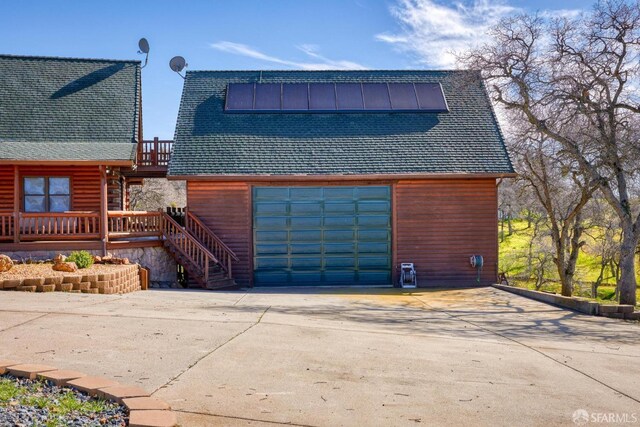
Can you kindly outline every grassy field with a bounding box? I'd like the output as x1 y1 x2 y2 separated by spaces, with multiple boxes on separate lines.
499 219 640 306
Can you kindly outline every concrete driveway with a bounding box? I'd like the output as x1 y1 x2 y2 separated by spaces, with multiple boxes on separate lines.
0 287 638 426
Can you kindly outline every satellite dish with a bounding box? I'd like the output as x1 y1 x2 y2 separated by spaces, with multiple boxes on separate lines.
138 38 150 54
169 56 187 79
137 38 150 68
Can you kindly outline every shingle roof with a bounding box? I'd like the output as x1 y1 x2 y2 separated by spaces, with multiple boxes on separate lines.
0 54 141 162
169 70 513 176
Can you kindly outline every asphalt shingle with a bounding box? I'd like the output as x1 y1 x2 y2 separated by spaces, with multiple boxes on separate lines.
0 54 140 161
169 70 514 176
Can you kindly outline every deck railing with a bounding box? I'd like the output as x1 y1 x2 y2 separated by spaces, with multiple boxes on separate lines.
186 211 238 277
18 212 100 241
108 211 162 238
161 212 218 285
138 138 173 167
0 211 14 241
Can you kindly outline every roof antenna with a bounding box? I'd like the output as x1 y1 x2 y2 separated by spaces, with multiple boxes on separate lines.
137 38 150 68
169 56 187 79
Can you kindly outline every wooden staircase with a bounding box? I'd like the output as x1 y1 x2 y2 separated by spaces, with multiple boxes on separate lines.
160 212 238 289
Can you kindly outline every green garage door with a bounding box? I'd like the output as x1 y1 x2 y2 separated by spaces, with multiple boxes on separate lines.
253 186 391 286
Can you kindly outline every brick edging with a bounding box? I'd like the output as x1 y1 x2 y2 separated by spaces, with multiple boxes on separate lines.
0 360 176 427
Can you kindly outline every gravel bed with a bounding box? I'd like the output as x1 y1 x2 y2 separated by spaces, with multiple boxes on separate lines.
0 263 130 281
0 374 127 426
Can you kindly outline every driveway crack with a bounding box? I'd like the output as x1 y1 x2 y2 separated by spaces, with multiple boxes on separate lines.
411 296 640 405
152 305 271 395
174 408 317 426
0 313 49 333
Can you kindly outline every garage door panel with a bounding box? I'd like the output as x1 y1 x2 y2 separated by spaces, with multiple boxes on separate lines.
290 243 322 254
255 257 289 269
323 187 354 199
358 242 390 254
290 230 322 241
291 202 322 214
358 256 391 269
325 202 356 214
359 230 390 241
255 231 288 241
324 230 355 241
324 216 355 227
291 217 322 228
290 187 323 200
255 216 288 229
291 257 322 269
325 243 356 254
358 216 389 227
255 187 289 200
358 201 391 213
325 256 355 268
255 244 288 255
253 186 391 286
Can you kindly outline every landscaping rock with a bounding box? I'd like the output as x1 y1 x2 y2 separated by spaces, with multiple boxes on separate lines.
0 254 13 272
53 253 66 264
52 261 78 272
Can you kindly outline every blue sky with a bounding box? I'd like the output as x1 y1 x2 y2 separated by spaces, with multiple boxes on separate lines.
1 0 588 139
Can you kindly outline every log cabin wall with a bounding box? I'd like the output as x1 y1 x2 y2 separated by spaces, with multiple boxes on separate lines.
187 181 252 285
395 178 498 286
16 165 102 211
0 165 13 211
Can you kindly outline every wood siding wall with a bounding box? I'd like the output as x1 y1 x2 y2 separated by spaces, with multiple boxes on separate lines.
187 182 252 285
0 166 13 211
395 179 498 286
16 165 102 211
187 178 498 287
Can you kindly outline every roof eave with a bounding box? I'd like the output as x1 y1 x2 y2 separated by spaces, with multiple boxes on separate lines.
167 172 517 181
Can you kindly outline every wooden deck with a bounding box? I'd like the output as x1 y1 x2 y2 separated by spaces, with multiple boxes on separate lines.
0 210 162 245
127 138 173 178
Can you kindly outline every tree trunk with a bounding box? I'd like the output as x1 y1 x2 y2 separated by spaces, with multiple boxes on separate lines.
618 224 638 306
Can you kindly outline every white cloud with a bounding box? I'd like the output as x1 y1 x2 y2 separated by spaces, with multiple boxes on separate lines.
540 8 583 20
376 0 518 68
210 41 366 70
377 1 587 69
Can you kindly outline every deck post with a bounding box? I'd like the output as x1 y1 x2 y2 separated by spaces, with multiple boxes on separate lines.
13 165 19 243
100 165 109 255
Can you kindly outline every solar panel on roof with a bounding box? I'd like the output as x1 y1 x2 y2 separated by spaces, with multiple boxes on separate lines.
389 83 419 110
282 83 308 110
224 82 448 113
254 83 281 110
362 83 391 110
226 83 254 110
309 83 336 110
415 83 448 112
336 83 364 110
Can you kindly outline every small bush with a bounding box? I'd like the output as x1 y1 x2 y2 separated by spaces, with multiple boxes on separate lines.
66 251 94 269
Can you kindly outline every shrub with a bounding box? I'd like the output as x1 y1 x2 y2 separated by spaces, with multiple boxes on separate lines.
66 251 94 269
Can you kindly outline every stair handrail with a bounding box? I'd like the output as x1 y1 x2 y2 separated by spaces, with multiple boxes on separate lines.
161 212 219 285
185 211 238 277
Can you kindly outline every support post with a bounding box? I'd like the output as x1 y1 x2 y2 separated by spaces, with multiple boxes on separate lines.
13 165 19 243
100 165 109 256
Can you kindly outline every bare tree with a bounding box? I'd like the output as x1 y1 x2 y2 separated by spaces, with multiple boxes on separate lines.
462 1 640 305
511 130 596 296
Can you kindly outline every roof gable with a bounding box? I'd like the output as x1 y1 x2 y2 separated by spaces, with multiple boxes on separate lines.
169 70 514 176
0 54 141 161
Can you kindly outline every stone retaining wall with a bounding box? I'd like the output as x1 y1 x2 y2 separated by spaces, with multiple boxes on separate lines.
3 246 176 285
1 265 142 295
